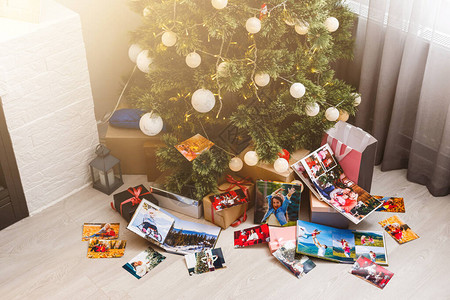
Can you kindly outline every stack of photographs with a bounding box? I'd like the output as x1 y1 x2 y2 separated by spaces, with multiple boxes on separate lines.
272 241 316 279
297 220 388 265
291 144 383 224
128 199 221 255
185 248 226 276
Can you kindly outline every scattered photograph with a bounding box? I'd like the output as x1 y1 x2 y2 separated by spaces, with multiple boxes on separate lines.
82 223 119 241
297 144 383 224
234 224 270 248
254 180 302 226
175 133 214 161
297 220 389 265
185 248 226 276
210 188 248 211
162 210 221 255
87 239 126 258
379 215 419 244
349 256 394 289
268 226 297 253
374 196 406 213
273 241 316 278
127 199 175 244
122 247 166 279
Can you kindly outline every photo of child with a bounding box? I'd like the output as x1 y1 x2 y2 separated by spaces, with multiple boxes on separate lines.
87 239 127 258
297 221 335 261
332 230 355 262
349 256 394 289
185 248 226 276
128 200 175 244
315 147 337 171
82 223 119 241
122 247 166 279
304 156 324 178
379 215 419 244
374 196 406 213
234 224 270 248
175 134 214 161
272 241 316 279
254 180 302 226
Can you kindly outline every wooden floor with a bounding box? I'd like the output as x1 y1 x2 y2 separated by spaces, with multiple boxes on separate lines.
1 166 449 300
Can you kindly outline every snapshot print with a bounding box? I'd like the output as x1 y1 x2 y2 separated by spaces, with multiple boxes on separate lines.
175 134 214 161
379 215 419 244
185 248 226 276
162 211 221 255
234 224 270 248
127 199 175 244
122 247 166 279
210 188 248 211
374 196 406 213
272 241 316 279
349 256 394 289
254 180 302 226
299 144 383 224
82 223 119 241
87 239 126 258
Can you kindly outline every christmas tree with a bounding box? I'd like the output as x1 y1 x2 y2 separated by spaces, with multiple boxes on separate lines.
125 0 359 200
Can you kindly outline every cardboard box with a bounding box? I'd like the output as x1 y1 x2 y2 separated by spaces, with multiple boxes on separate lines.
150 186 203 219
105 125 164 175
236 147 310 182
111 185 158 222
144 141 164 181
203 180 255 229
310 191 349 229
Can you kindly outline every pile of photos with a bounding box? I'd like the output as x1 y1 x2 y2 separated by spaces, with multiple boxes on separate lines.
82 223 126 258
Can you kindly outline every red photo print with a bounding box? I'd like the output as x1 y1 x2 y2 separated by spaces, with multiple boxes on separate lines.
349 256 394 289
234 224 270 248
209 188 247 211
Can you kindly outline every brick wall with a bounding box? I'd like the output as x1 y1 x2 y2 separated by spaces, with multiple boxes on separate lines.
0 1 99 214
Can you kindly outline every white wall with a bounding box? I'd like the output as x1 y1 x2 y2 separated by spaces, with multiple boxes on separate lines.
0 1 99 214
55 0 142 122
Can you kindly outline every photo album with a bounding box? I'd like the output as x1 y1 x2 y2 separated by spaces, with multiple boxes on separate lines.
254 180 302 226
297 220 388 265
128 199 221 255
291 144 383 224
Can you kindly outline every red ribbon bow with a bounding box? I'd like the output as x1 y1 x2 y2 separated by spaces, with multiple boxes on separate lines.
278 149 290 161
111 186 152 217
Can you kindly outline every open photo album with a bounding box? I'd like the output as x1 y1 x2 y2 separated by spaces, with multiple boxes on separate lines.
296 220 388 265
291 144 383 224
128 199 221 255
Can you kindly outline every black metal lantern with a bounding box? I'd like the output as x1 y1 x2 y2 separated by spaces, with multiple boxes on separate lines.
89 144 123 195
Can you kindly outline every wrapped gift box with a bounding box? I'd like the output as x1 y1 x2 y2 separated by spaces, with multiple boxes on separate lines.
310 191 349 229
268 226 297 253
236 147 309 182
203 178 255 229
105 124 164 175
111 185 158 222
149 186 203 219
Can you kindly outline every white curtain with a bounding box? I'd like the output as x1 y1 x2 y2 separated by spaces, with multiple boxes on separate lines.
341 0 450 196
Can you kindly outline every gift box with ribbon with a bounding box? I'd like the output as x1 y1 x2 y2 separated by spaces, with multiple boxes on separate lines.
268 226 297 253
111 184 158 222
149 186 203 219
203 175 255 229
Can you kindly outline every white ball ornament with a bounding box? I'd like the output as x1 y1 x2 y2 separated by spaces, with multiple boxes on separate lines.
324 17 339 32
290 82 306 98
294 21 309 35
128 44 143 63
217 62 230 77
162 31 177 47
325 107 340 121
274 158 290 174
353 93 362 106
136 50 153 73
246 17 262 34
211 0 227 10
186 52 201 68
243 151 259 166
143 6 151 17
229 157 243 172
191 89 216 113
139 113 163 136
305 102 320 116
254 72 270 87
